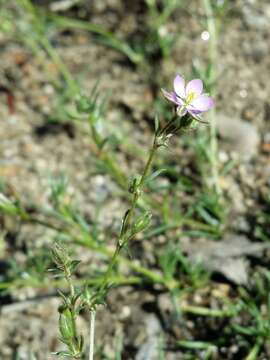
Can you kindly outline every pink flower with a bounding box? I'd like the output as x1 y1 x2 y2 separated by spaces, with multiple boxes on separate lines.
162 74 214 117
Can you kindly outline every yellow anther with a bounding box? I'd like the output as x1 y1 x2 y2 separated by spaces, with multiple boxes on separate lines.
186 91 197 104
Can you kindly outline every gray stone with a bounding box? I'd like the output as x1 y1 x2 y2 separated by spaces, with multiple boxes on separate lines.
217 114 260 160
242 3 270 30
135 315 162 360
181 235 270 285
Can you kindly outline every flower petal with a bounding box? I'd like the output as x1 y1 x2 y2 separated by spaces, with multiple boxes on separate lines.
186 79 203 97
173 75 185 98
188 94 214 112
161 88 183 105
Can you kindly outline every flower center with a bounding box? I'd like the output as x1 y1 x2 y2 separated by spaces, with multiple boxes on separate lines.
186 91 197 105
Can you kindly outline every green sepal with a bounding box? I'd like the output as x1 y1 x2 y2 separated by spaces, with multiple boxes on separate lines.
120 209 131 238
131 210 152 236
59 308 76 340
128 175 140 194
69 260 81 274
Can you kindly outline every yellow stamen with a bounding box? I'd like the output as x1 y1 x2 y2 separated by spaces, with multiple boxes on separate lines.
186 91 197 104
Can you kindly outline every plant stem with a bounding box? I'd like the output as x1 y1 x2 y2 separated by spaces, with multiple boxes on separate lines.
202 0 219 193
18 0 78 93
123 137 158 233
47 13 143 65
181 304 233 317
245 339 262 360
100 136 158 290
89 310 96 360
15 209 174 289
0 275 142 291
67 274 75 298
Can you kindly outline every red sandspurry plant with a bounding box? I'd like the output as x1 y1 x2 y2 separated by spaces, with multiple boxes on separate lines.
51 74 214 360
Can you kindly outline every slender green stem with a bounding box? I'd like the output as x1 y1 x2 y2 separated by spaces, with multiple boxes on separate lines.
177 340 215 350
0 275 142 291
89 123 128 189
14 209 173 289
123 137 158 232
18 0 78 93
40 36 78 93
100 136 159 290
66 274 75 298
181 304 233 317
202 0 219 193
245 339 262 360
71 229 169 287
46 13 143 65
20 211 68 233
89 310 96 360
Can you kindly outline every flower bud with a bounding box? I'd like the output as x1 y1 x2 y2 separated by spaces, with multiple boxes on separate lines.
75 94 91 113
132 211 152 235
59 308 76 341
128 176 140 194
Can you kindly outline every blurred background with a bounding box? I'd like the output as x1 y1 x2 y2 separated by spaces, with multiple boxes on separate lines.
0 0 270 359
